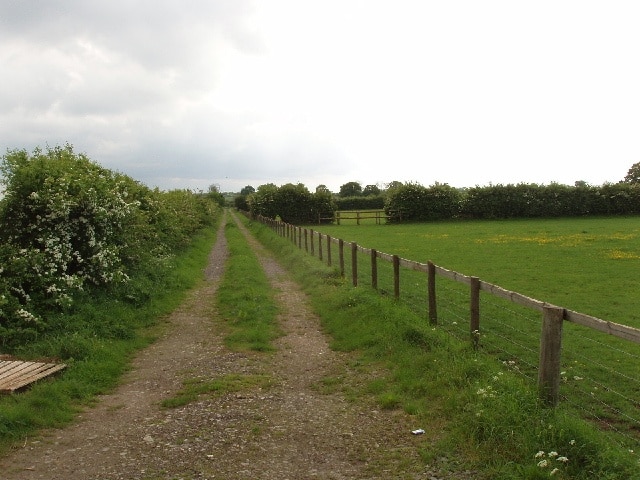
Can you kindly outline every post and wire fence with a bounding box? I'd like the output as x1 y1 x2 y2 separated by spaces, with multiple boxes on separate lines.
252 213 640 450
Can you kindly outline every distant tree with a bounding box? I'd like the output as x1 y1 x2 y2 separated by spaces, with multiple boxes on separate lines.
623 162 640 184
385 182 461 222
312 187 337 223
385 181 404 192
339 181 362 197
247 183 279 219
234 195 249 211
315 184 331 195
275 183 313 223
207 184 224 206
240 185 255 195
363 184 381 196
574 180 589 188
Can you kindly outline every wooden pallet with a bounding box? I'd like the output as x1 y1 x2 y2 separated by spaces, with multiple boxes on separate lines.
0 360 67 394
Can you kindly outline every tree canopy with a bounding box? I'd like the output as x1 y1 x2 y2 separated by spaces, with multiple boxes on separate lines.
623 162 640 184
339 181 362 197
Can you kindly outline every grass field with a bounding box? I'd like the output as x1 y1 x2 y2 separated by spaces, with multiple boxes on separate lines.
316 215 640 327
304 216 640 456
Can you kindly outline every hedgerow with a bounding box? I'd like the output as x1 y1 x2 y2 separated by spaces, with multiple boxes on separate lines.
247 183 337 224
385 182 462 222
0 144 217 346
383 181 640 222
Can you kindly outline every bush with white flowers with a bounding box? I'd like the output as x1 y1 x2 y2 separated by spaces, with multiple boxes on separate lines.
0 144 217 345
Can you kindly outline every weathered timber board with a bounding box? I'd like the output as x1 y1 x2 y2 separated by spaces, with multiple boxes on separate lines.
0 360 67 394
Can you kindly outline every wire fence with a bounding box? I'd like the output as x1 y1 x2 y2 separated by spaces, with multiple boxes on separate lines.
255 215 640 451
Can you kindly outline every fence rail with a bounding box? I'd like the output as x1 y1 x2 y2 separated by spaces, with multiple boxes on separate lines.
322 209 392 225
252 213 640 448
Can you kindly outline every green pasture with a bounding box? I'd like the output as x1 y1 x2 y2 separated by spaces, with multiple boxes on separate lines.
310 216 640 451
317 215 640 327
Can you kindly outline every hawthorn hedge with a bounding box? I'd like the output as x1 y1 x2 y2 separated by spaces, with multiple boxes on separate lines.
0 145 219 345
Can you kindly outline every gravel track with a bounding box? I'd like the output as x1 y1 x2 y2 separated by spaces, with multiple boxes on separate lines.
0 211 472 479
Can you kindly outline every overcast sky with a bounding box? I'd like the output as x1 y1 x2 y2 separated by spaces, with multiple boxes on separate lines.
1 1 639 193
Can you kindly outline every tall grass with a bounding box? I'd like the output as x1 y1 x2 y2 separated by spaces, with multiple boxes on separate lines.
243 214 640 479
0 225 220 453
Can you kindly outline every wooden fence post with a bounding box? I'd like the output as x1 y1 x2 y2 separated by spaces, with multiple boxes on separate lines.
327 235 332 266
318 233 323 261
428 261 437 325
339 239 345 277
371 249 378 290
310 229 315 256
470 277 480 350
304 228 308 252
336 211 341 225
298 226 302 249
538 306 564 407
351 242 358 286
393 255 400 299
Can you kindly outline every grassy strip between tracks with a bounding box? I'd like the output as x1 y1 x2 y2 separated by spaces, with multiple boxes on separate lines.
214 217 281 353
239 213 639 480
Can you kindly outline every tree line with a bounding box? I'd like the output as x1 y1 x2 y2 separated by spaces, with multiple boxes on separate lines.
239 163 640 224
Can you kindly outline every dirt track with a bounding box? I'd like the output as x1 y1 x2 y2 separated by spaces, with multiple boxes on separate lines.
0 211 469 479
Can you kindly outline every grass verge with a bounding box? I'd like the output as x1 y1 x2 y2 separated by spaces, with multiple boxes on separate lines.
239 213 640 480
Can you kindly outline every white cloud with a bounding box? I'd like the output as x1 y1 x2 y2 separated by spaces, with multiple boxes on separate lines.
1 1 639 193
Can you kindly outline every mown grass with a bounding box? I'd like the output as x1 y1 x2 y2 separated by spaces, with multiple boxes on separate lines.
0 224 220 454
242 213 640 479
316 216 640 326
215 218 281 352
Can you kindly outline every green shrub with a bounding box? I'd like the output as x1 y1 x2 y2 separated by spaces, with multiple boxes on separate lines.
385 182 461 222
0 144 218 346
248 183 337 224
335 195 384 211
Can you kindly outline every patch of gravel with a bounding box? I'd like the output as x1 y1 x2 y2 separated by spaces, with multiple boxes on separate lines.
0 211 476 479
